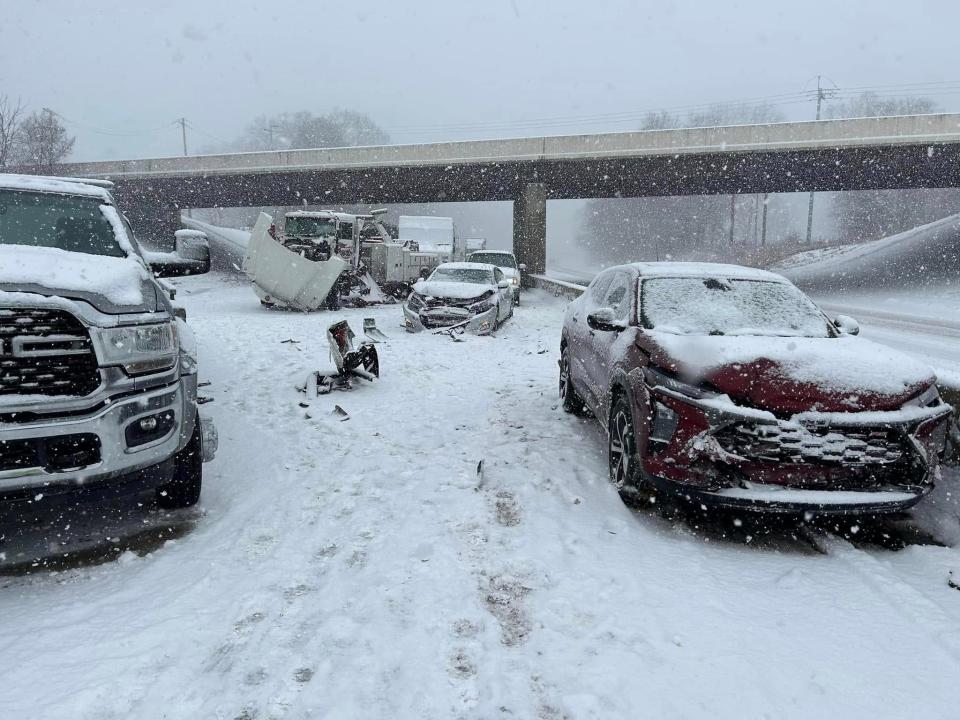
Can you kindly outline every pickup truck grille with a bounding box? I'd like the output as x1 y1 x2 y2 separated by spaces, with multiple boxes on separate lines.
0 308 101 397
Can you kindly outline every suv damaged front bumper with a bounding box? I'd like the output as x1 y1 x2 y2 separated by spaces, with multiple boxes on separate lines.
0 378 201 501
641 383 954 515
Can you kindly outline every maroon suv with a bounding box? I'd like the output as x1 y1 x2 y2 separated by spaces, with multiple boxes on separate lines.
559 262 954 515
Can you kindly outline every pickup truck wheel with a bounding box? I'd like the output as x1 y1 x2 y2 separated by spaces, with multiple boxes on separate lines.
609 394 643 491
559 347 586 414
157 418 203 509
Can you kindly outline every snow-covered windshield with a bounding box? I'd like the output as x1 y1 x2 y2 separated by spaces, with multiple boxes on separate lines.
640 277 832 337
285 216 337 238
429 267 495 284
0 189 124 257
469 252 517 269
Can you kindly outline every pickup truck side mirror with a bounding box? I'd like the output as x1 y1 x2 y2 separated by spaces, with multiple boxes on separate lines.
149 231 211 277
587 307 627 332
833 314 860 336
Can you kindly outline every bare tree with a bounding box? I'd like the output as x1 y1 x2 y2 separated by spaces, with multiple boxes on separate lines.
13 109 75 171
0 95 24 168
216 109 389 153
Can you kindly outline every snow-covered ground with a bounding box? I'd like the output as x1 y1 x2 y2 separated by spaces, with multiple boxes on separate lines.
3 275 960 719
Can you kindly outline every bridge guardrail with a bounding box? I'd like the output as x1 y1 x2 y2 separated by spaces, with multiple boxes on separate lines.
529 273 959 463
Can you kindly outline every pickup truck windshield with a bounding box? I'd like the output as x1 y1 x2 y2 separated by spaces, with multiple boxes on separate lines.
0 189 125 257
469 252 517 269
640 277 832 337
285 216 337 238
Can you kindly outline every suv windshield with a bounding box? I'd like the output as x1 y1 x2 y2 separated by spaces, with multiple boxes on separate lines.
469 252 517 269
429 267 494 284
0 189 124 257
285 216 337 238
640 277 831 337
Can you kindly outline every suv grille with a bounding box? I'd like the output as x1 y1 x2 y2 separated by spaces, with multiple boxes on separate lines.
715 421 907 465
0 308 101 397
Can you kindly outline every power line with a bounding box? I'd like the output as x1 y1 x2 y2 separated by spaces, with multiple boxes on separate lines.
41 108 178 137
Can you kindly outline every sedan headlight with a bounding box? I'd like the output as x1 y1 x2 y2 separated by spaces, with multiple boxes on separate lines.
407 292 425 311
469 290 496 313
98 322 178 375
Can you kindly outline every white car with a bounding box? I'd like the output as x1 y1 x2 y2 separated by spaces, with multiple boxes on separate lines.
468 250 524 305
403 262 514 334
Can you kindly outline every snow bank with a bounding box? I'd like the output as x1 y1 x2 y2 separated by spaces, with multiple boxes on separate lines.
0 245 147 306
776 212 960 292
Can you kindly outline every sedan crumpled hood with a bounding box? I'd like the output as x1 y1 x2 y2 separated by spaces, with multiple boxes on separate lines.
413 280 494 301
645 332 936 413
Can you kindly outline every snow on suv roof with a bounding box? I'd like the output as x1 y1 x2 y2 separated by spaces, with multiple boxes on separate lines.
0 173 114 202
626 261 786 282
471 250 514 256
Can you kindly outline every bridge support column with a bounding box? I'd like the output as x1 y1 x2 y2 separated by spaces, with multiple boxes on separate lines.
124 206 183 251
513 182 546 282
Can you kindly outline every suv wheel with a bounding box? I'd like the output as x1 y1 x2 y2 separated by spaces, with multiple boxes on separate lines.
157 417 203 509
609 394 642 491
559 347 585 414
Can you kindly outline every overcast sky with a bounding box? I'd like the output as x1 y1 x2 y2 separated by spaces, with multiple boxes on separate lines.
3 0 958 162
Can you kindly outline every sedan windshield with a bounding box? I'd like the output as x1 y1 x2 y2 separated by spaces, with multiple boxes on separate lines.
429 267 494 284
640 277 831 337
0 189 124 257
285 216 337 238
469 252 517 269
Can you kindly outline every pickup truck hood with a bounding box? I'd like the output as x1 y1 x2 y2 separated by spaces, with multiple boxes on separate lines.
414 280 494 301
0 245 158 314
645 332 936 413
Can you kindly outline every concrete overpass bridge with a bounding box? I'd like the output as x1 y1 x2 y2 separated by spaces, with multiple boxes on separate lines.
55 113 960 273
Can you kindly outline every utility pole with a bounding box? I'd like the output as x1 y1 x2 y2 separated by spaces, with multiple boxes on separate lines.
805 76 833 244
761 193 769 247
728 194 736 244
178 117 188 156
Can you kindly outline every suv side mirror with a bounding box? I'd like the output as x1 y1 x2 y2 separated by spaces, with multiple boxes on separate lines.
150 231 211 277
587 307 627 332
833 314 860 336
497 280 510 289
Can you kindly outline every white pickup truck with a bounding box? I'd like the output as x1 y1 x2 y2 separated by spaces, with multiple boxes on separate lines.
0 174 217 510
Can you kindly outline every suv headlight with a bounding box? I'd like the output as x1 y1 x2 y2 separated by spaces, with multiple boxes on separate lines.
98 322 178 375
511 276 520 286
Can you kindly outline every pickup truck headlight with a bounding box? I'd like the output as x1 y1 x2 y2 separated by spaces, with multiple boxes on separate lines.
99 322 178 375
511 276 520 286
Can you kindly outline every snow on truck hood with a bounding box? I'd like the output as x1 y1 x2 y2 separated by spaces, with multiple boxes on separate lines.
413 280 493 300
646 332 936 413
0 245 150 308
